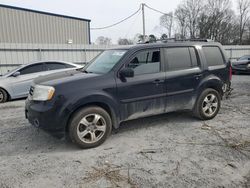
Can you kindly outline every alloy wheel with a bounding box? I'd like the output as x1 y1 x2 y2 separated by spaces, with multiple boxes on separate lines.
202 94 218 117
76 113 107 144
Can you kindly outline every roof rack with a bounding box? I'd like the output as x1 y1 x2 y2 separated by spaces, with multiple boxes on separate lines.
174 39 214 42
137 38 214 44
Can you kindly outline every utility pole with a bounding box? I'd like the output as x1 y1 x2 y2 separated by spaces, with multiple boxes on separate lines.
141 3 146 42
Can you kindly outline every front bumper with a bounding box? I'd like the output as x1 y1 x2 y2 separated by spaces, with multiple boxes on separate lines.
25 99 67 138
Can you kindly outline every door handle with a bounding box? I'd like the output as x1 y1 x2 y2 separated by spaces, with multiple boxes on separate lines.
153 79 165 84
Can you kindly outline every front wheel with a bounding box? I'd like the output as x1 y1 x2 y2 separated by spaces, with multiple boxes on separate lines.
193 88 221 120
69 106 112 149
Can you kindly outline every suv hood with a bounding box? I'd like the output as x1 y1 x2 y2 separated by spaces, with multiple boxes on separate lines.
34 69 99 86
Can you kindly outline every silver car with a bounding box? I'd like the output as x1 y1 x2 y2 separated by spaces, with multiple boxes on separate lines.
0 61 82 103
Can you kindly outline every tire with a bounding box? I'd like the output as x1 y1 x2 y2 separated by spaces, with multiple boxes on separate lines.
69 106 112 149
193 88 221 120
0 88 8 103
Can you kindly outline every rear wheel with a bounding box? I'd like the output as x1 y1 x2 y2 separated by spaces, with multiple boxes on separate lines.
0 88 8 103
69 106 112 149
193 88 221 120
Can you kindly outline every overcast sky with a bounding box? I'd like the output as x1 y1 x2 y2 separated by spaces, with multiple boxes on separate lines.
0 0 238 44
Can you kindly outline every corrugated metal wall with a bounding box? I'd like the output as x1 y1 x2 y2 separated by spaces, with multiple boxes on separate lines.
0 44 249 75
224 46 250 60
0 5 90 44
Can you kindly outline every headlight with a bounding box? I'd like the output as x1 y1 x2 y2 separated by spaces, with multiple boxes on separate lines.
31 85 55 101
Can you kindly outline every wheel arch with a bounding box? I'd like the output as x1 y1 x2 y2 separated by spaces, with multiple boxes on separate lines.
0 87 11 101
197 76 224 99
65 99 120 133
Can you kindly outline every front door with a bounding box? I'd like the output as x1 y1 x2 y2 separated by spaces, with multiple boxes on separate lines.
116 49 166 121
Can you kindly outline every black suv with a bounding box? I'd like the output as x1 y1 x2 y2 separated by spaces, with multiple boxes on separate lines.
25 42 231 148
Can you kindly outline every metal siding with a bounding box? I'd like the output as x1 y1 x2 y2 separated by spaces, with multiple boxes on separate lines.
0 6 90 44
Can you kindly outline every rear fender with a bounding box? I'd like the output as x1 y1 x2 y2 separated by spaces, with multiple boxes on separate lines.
196 75 224 100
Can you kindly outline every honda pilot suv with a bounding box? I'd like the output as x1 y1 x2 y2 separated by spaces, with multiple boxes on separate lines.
25 42 231 148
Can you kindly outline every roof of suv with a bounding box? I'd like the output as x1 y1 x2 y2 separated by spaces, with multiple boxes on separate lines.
111 42 222 51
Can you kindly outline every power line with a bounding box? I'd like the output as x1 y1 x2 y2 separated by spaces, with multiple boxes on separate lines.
124 10 141 38
144 4 172 16
90 5 141 30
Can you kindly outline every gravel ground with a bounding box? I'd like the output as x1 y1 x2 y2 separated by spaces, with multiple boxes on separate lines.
0 75 249 188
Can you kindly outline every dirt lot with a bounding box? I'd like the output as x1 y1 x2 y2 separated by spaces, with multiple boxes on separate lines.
0 75 249 188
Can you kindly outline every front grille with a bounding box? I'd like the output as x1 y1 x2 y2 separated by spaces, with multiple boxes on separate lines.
29 86 34 96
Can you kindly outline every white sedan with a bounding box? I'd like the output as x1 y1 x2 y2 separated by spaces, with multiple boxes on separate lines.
0 61 83 103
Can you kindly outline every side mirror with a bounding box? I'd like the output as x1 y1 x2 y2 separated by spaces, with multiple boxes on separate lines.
119 68 134 78
12 71 20 77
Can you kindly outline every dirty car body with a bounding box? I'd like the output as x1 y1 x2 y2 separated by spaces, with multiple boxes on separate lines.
25 42 231 148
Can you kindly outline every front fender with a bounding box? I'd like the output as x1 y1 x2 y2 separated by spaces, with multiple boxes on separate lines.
59 91 120 129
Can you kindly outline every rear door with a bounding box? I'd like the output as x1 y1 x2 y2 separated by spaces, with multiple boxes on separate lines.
116 49 166 120
164 46 203 112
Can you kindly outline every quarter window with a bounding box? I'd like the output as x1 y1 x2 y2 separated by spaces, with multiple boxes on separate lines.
203 46 225 66
127 50 160 75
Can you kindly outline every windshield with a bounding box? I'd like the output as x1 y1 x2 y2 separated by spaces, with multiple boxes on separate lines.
85 50 127 74
239 56 250 60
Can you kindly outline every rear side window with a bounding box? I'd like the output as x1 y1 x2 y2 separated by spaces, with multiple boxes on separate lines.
164 47 198 71
46 63 67 71
19 64 44 75
127 50 160 75
203 46 225 66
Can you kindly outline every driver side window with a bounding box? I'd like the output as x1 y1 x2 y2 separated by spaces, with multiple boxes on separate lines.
127 50 160 76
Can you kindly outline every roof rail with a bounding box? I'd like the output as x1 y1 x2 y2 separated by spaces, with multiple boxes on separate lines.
174 38 214 42
137 38 214 44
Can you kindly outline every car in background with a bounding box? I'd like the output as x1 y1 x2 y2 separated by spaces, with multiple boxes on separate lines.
0 61 82 103
232 55 250 74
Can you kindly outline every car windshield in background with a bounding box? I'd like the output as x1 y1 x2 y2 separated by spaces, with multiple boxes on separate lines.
86 50 127 74
239 56 250 61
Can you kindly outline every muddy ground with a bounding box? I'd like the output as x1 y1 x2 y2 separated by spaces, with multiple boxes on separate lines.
0 75 249 188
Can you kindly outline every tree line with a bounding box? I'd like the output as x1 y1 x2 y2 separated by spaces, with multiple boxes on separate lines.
96 0 250 45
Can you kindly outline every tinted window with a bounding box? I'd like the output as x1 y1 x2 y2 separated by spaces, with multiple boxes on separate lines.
203 46 224 66
127 50 160 75
46 63 67 71
19 64 44 75
165 47 193 71
189 47 198 67
65 64 75 68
